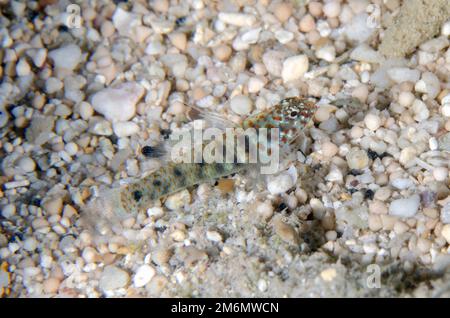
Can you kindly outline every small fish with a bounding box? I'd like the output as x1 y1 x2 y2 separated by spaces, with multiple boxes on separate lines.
113 97 317 216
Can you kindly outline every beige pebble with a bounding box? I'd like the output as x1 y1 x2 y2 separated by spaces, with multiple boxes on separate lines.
273 215 298 245
101 20 115 38
393 221 409 234
423 207 438 219
315 106 331 122
214 44 232 62
152 0 169 12
256 201 274 221
42 197 63 215
320 268 337 282
321 141 338 157
433 167 448 182
369 200 388 214
308 1 323 17
43 277 60 294
417 237 431 253
374 187 391 201
169 32 187 51
295 188 308 204
381 215 397 231
346 148 369 170
273 2 293 23
368 214 382 231
441 224 450 244
299 14 316 33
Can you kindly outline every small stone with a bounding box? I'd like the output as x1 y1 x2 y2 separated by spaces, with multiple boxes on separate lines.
230 95 252 115
433 167 448 182
387 68 420 83
398 91 415 107
43 277 60 294
315 45 336 62
389 195 420 218
218 12 256 27
99 265 130 292
264 51 287 77
399 147 417 165
206 230 223 242
133 265 155 288
299 14 316 33
391 178 414 190
82 247 98 263
169 32 187 51
45 77 63 94
350 44 384 64
48 44 82 71
267 173 295 195
27 48 47 68
213 44 232 62
344 13 375 43
273 2 293 23
368 214 382 231
78 101 94 120
442 224 450 244
442 103 450 117
89 118 113 136
411 99 429 122
248 77 265 93
320 268 337 282
42 197 63 215
112 121 140 138
281 55 309 83
23 237 38 251
364 113 381 131
369 200 388 215
256 201 274 221
441 202 450 224
17 157 36 173
1 204 16 219
164 189 191 210
346 148 369 170
415 72 441 99
91 82 145 122
16 58 31 76
393 221 409 235
321 141 338 157
272 215 298 245
147 206 164 219
145 41 165 55
323 1 341 18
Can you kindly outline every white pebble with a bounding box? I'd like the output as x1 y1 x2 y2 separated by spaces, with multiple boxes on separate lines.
45 77 63 94
415 72 440 99
387 68 421 83
1 204 16 218
364 113 381 131
441 202 450 224
256 201 274 220
206 230 223 243
17 157 36 173
218 12 256 27
315 45 336 62
389 195 420 218
230 95 253 115
411 99 429 122
267 173 295 195
147 206 164 219
48 44 82 71
165 189 191 210
323 1 341 18
91 82 145 122
248 77 265 93
133 265 156 288
281 55 309 83
113 121 140 138
433 167 448 182
99 265 130 292
442 103 450 117
346 148 369 170
23 237 38 252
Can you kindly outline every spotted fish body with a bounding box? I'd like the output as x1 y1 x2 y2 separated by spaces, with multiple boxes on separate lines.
118 97 317 215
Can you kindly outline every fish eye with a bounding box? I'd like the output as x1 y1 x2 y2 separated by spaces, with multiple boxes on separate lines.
289 110 298 118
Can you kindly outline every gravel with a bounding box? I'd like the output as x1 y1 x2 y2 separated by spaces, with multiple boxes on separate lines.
1 0 449 299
